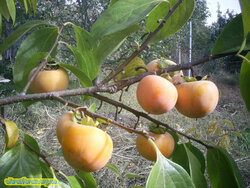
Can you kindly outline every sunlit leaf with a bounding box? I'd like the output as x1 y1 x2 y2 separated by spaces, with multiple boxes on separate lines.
146 140 195 188
4 121 19 149
6 0 16 24
146 0 195 43
91 0 164 39
239 0 250 38
75 169 97 188
240 52 250 112
212 14 250 55
89 103 96 113
67 176 85 188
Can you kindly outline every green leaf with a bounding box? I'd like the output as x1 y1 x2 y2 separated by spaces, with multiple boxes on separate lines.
207 146 245 188
6 0 16 24
91 0 164 39
23 132 40 153
106 163 120 176
95 24 141 64
0 0 10 21
146 140 195 188
0 20 54 54
212 14 250 55
124 173 142 179
89 103 96 113
75 169 97 188
183 144 207 188
108 0 119 7
171 144 189 173
239 0 250 38
146 0 195 43
72 24 99 80
62 42 91 79
67 176 85 188
240 52 250 112
0 14 2 36
186 143 205 174
0 143 42 188
31 0 37 14
58 63 92 88
40 161 60 187
223 120 235 129
13 27 58 91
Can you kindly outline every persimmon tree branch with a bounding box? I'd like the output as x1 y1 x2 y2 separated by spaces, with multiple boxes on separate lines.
0 51 243 106
21 24 65 95
91 93 213 148
101 0 184 84
53 96 148 136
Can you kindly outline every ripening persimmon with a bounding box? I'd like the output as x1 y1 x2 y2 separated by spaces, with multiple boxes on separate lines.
175 80 219 118
136 75 178 114
136 132 175 161
56 111 77 144
146 58 183 81
29 67 69 93
61 125 113 172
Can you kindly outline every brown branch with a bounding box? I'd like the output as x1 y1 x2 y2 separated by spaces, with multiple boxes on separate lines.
91 93 213 148
53 96 147 136
21 25 65 95
101 0 184 84
0 51 243 106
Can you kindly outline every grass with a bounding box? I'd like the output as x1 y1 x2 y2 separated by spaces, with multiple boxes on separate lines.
0 71 249 187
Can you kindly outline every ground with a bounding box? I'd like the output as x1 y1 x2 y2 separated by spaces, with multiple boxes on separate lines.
0 71 249 187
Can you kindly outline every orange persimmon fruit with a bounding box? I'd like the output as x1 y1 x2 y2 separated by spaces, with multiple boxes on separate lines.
136 132 175 161
29 67 69 93
136 75 178 114
175 80 219 118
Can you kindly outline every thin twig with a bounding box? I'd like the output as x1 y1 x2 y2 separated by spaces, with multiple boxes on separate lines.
92 93 213 148
101 0 184 84
53 96 147 136
21 25 65 95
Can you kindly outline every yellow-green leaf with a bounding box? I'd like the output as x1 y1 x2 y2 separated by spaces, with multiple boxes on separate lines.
232 131 242 138
215 126 221 136
5 121 19 148
184 128 197 134
207 121 218 135
223 120 234 129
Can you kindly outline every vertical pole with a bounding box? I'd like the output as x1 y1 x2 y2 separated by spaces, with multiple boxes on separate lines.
178 44 181 65
188 21 192 77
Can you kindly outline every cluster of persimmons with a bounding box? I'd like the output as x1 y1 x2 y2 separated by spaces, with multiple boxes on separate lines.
28 58 219 172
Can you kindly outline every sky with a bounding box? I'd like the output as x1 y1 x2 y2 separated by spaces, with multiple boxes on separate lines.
206 0 242 25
